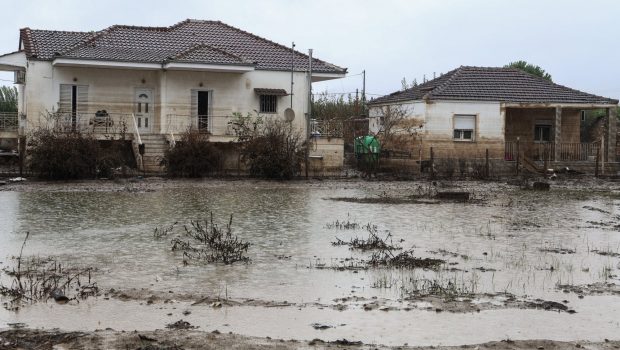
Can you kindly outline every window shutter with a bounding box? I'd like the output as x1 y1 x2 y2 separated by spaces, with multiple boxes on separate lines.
59 84 72 113
76 85 89 115
190 90 197 117
454 115 475 129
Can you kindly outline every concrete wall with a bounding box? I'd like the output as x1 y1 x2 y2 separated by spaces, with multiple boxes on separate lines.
22 61 310 135
308 137 344 176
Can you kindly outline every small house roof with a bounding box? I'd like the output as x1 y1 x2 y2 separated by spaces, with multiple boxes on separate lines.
369 66 618 105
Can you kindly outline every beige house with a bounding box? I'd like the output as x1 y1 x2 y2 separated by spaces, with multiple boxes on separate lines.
368 66 618 166
0 19 346 171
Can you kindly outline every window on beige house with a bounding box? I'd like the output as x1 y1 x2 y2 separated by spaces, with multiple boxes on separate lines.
259 95 277 113
453 114 475 141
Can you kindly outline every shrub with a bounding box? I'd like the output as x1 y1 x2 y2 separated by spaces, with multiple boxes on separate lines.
28 127 130 180
243 120 304 179
163 129 223 177
29 129 99 179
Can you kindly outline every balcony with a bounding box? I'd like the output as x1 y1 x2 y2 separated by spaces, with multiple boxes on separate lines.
50 113 135 136
165 114 237 137
0 112 18 132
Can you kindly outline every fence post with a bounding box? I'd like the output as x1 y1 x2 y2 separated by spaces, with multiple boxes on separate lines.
430 146 435 180
485 148 489 179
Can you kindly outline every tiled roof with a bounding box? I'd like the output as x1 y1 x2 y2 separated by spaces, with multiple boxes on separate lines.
369 66 618 105
18 19 346 73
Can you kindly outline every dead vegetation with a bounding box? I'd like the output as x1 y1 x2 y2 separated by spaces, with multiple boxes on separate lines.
369 250 444 270
332 224 402 251
0 233 98 310
154 213 251 265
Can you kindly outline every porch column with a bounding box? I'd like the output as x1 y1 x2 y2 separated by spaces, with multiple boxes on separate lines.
554 106 562 161
159 70 168 135
608 106 617 162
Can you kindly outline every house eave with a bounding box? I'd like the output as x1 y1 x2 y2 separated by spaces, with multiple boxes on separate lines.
502 102 618 109
163 62 255 73
311 72 346 82
0 51 27 71
53 58 161 70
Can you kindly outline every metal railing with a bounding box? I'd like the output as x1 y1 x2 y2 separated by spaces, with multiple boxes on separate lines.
165 114 236 136
504 141 600 162
310 119 344 138
49 113 135 135
0 112 18 131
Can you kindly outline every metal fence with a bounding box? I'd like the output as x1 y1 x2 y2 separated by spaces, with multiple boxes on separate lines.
504 141 600 162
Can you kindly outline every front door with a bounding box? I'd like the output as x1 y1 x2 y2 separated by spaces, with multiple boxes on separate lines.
135 88 153 134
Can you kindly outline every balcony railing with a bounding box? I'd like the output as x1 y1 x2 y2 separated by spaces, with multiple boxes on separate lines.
165 114 237 136
505 141 600 162
0 112 18 131
50 113 135 135
310 119 344 138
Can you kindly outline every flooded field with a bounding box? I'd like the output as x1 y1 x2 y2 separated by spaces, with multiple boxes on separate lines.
1 178 620 348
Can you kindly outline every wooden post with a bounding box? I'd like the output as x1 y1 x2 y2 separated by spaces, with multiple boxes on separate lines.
554 106 562 162
607 107 617 163
601 136 605 176
18 136 26 177
595 142 600 178
430 146 435 180
485 148 489 179
516 137 520 175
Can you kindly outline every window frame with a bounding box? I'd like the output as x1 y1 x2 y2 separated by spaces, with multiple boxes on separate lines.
259 94 278 114
452 114 476 142
534 124 552 143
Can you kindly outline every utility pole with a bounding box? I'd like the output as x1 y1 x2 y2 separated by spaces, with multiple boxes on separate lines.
305 48 313 179
290 42 295 108
362 70 366 116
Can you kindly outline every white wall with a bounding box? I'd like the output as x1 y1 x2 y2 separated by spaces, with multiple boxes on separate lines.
368 101 425 134
424 100 502 141
22 61 311 135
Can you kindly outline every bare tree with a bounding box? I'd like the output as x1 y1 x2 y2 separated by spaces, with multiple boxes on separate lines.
374 104 424 150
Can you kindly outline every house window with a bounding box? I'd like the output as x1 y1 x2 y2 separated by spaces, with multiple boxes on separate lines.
453 115 475 141
259 95 277 113
534 124 552 142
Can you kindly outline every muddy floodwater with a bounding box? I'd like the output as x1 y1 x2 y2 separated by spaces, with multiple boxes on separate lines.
1 178 620 347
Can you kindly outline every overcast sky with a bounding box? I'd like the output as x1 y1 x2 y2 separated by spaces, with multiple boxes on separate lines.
1 0 619 101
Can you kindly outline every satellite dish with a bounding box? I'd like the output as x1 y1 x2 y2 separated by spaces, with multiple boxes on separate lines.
284 108 295 122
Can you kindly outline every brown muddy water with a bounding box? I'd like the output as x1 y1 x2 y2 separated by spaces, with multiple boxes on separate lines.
1 179 620 347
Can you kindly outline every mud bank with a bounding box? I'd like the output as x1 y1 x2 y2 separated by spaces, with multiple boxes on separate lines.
1 328 619 350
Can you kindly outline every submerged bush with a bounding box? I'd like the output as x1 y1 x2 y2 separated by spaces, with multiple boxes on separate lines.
28 128 130 180
29 129 99 179
163 129 223 177
231 114 304 179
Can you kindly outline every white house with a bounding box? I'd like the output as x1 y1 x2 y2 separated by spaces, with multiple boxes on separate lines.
368 66 618 164
0 19 346 171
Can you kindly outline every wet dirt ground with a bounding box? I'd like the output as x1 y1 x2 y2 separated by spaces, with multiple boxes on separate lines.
1 177 620 348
